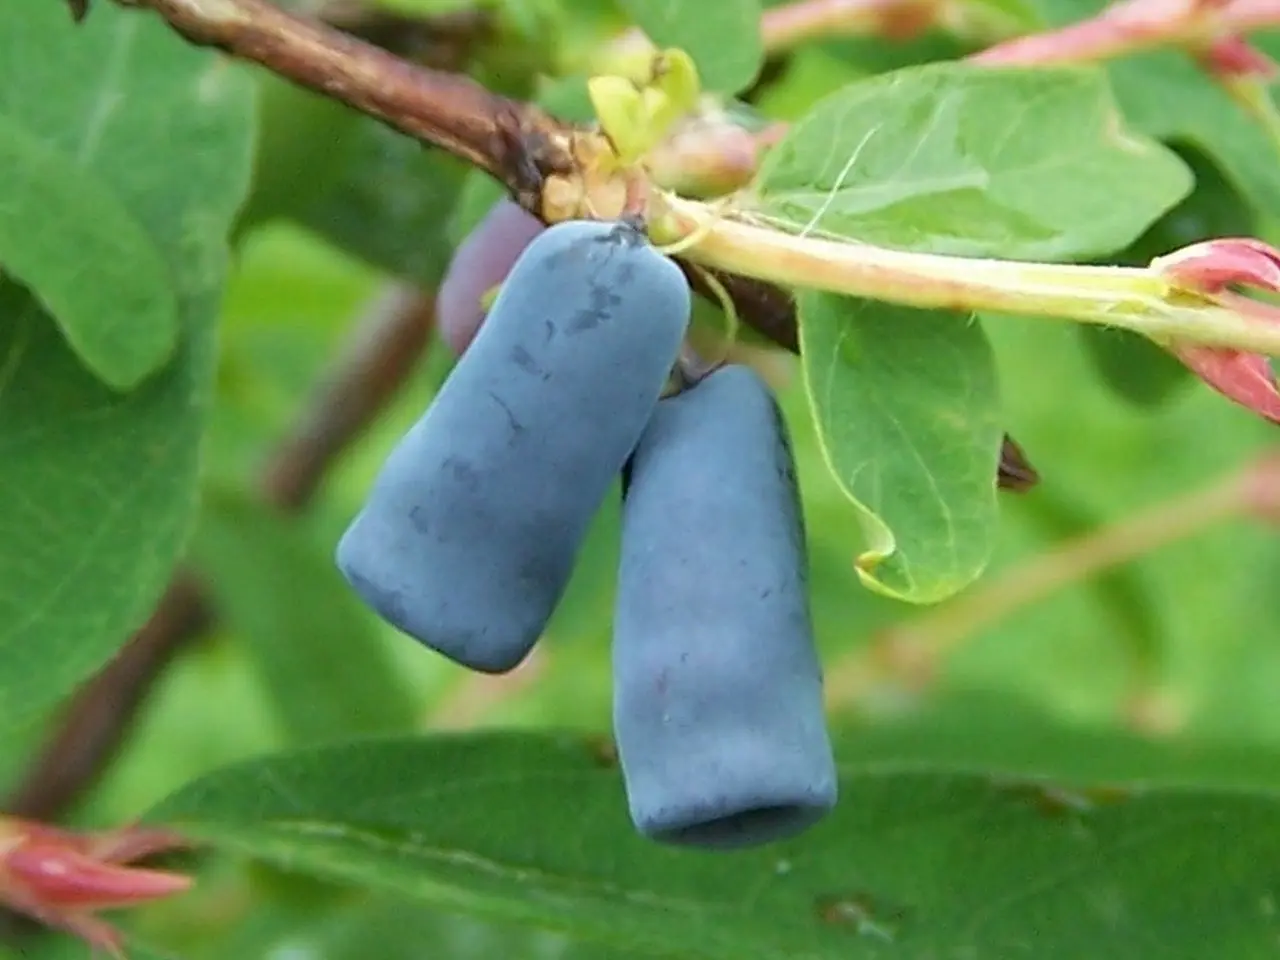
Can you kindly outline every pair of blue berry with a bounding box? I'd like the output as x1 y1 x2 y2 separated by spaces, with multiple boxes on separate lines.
336 219 837 850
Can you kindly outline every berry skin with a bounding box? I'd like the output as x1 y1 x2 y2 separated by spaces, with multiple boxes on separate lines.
612 364 837 849
337 218 691 673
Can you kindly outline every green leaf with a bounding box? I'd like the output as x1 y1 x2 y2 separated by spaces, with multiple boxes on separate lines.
538 75 597 124
1012 493 1166 680
750 63 1192 260
797 294 1003 603
149 731 1280 960
753 48 870 122
1107 53 1280 223
234 73 364 234
1077 327 1192 408
832 689 1280 792
294 117 470 286
316 898 596 960
190 490 420 745
1019 0 1280 221
0 3 254 725
0 123 177 389
1077 143 1254 408
616 0 764 95
12 940 176 960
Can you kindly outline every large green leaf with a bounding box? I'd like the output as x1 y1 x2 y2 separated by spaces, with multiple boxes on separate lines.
0 2 254 725
149 731 1280 959
616 0 764 95
1107 52 1280 223
234 72 363 235
0 122 176 389
294 116 470 287
315 898 613 960
1019 0 1280 221
797 295 1003 602
832 690 1280 792
235 72 467 288
1078 144 1254 408
750 62 1191 260
191 490 420 745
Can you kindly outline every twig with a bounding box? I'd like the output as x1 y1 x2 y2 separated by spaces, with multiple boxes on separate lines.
757 0 1280 64
822 450 1280 710
4 284 437 821
86 0 1039 491
972 0 1280 66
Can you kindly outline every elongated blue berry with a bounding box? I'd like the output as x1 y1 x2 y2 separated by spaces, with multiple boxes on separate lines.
612 364 837 849
337 219 691 673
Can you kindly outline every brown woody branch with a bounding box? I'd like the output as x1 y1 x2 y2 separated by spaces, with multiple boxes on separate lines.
5 285 437 821
8 0 1036 833
85 0 1038 490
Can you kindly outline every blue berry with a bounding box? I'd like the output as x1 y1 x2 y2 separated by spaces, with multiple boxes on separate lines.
338 219 691 673
612 364 837 848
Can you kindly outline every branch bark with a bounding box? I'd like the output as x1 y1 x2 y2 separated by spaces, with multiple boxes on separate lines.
89 0 1039 490
4 285 437 821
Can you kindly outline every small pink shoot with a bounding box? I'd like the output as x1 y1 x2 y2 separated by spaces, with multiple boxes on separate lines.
0 817 193 958
1153 238 1280 422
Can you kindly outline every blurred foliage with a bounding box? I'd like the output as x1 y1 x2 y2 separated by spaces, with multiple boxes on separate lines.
3 0 1280 956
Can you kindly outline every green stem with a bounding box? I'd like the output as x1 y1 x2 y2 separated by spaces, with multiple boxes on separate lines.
663 196 1280 356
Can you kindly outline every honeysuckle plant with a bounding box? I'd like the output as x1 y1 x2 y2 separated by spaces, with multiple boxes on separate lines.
5 0 1280 956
